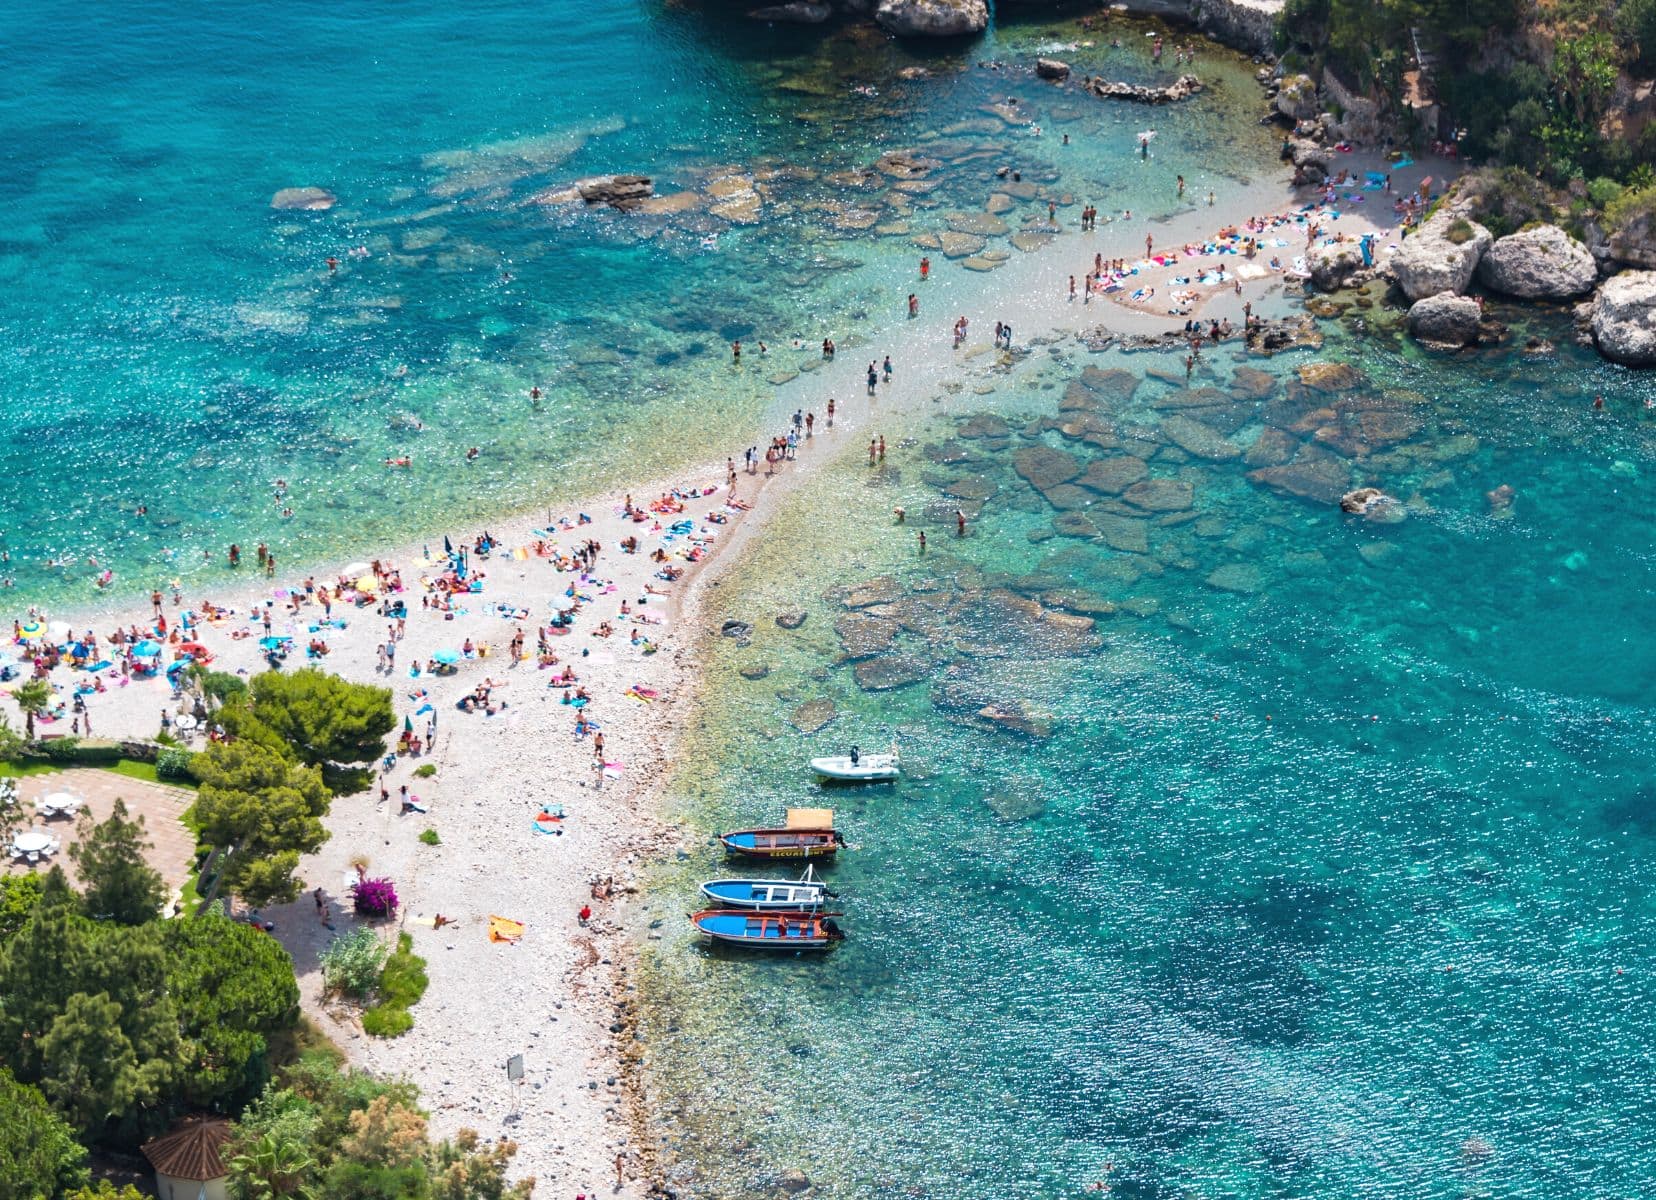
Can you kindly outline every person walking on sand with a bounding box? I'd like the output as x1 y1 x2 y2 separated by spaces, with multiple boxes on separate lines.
868 438 878 465
878 435 886 461
805 411 814 438
827 397 836 427
1069 275 1077 301
1146 233 1154 257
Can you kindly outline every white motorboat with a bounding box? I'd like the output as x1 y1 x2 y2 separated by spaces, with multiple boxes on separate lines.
698 866 834 911
810 746 900 782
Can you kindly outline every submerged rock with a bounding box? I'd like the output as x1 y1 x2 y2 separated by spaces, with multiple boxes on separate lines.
854 656 930 691
1013 445 1083 491
1121 478 1194 512
843 576 903 608
1159 414 1242 461
271 186 336 211
776 609 808 630
789 698 837 733
1205 562 1264 594
1035 58 1071 81
1077 456 1149 495
748 0 832 21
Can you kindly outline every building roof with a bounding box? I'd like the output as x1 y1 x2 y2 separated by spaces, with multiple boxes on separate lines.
141 1115 233 1181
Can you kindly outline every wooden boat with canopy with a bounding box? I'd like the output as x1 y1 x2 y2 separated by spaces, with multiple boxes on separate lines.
718 808 844 860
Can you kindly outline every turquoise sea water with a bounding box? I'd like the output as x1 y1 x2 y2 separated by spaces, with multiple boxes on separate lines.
11 4 1656 1197
0 0 1269 605
639 312 1656 1199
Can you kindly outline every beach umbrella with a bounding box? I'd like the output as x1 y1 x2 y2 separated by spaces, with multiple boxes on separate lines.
47 621 71 642
18 621 44 641
70 642 89 658
132 640 163 657
354 574 379 592
432 648 460 665
178 642 208 658
404 714 414 734
443 535 453 554
341 562 370 577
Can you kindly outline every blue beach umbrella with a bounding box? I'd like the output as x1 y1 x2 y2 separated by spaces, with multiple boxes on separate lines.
432 648 460 665
132 640 163 658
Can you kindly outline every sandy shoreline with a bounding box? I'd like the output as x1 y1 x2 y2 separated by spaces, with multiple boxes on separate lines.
0 133 1455 1193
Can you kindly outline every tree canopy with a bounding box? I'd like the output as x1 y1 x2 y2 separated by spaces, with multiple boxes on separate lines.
0 1067 89 1200
163 909 300 1111
70 799 165 926
249 671 395 772
0 874 44 942
193 740 331 907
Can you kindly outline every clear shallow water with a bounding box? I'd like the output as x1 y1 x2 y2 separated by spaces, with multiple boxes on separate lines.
637 316 1656 1199
0 0 1270 606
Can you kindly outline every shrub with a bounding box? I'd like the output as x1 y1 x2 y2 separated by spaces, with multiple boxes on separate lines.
350 876 399 920
155 746 196 782
1444 218 1474 244
1587 176 1625 210
413 764 436 779
360 1005 413 1037
320 928 387 997
39 737 81 763
363 933 427 1039
418 828 440 846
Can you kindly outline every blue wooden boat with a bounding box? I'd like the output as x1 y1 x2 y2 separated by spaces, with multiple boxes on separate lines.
690 908 844 951
699 866 833 910
718 808 844 860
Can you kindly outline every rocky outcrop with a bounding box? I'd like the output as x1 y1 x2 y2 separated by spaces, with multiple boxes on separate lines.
1406 293 1483 348
1340 487 1401 518
1035 58 1070 81
1309 240 1370 292
1391 211 1492 301
1477 225 1597 300
1101 0 1280 54
271 187 336 211
1590 271 1656 367
873 0 987 36
1607 207 1656 270
749 0 832 20
1286 137 1330 186
1275 74 1320 120
536 175 655 211
1088 74 1203 104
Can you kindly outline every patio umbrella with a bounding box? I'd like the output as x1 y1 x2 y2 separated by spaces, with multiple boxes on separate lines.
432 648 460 665
18 621 45 641
132 640 163 657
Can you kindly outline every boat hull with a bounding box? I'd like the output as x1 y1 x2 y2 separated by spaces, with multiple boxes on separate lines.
699 879 829 909
690 908 843 951
718 829 842 860
810 755 899 782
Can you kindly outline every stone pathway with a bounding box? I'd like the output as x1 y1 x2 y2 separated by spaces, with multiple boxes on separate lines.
4 767 197 899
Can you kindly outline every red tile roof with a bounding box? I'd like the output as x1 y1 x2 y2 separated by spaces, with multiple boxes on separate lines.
141 1115 232 1181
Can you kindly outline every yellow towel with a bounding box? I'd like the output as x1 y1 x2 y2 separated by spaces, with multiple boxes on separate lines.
488 915 525 943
